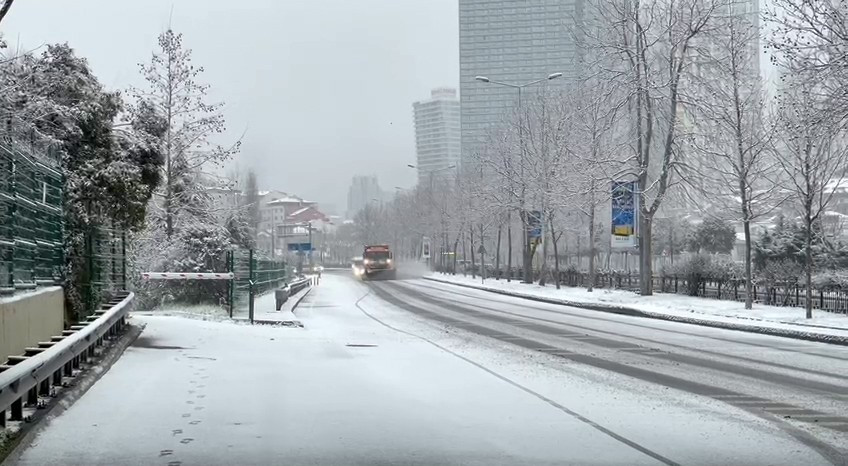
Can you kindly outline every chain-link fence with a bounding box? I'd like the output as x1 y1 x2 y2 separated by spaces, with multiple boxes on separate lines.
0 139 63 294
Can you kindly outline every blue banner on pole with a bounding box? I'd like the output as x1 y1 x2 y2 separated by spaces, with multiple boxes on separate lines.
527 210 543 241
611 181 638 249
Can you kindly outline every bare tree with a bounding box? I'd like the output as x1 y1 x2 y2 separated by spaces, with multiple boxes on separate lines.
523 87 573 286
135 29 240 239
774 78 848 318
583 0 724 295
0 0 14 26
569 76 627 291
766 0 848 318
690 9 781 309
765 0 848 125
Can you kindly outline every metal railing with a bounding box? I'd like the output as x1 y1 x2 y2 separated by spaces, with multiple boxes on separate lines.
0 292 134 428
441 267 848 315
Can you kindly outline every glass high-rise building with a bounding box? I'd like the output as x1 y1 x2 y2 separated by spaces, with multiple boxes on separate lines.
459 0 582 162
412 87 461 184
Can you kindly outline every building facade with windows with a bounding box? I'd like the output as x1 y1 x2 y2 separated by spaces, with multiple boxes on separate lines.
458 0 581 161
413 87 460 183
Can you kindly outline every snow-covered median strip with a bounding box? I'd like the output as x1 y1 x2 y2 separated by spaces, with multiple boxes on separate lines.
425 274 848 345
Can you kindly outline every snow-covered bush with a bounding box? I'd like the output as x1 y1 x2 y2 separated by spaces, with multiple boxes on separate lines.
810 270 848 291
664 254 742 296
130 224 233 311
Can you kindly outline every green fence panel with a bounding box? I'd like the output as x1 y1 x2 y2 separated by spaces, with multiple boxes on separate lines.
0 140 63 294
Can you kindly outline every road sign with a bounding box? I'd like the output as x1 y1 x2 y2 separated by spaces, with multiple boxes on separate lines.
611 181 639 249
287 243 314 252
422 237 431 259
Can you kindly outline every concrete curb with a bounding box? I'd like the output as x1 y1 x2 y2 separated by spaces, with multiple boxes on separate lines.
0 321 145 465
424 277 848 347
290 286 313 314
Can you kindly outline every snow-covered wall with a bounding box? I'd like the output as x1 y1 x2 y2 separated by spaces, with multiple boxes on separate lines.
0 287 64 362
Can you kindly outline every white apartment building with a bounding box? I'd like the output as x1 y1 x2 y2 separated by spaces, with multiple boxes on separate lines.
412 87 460 183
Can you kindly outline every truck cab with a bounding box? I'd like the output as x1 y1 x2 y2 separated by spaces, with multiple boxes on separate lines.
362 245 397 280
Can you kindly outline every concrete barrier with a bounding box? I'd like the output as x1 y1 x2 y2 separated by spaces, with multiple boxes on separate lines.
0 287 64 363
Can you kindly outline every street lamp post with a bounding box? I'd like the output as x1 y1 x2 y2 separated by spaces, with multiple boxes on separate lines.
475 72 562 284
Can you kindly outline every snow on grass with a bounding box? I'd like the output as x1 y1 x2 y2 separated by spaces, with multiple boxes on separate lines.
427 273 848 339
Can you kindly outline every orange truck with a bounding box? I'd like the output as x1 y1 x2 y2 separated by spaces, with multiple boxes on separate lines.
362 244 397 280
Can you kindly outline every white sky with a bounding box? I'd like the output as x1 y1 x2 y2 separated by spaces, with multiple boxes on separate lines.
1 0 459 214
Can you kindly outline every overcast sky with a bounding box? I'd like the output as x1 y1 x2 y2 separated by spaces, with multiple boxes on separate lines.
2 0 459 214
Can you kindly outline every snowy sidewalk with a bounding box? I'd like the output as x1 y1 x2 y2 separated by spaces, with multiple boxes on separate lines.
426 274 848 345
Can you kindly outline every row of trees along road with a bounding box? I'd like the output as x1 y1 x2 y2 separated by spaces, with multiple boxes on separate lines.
362 0 848 318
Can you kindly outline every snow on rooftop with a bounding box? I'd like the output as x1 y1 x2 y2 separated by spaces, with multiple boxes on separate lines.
288 207 311 217
266 196 306 205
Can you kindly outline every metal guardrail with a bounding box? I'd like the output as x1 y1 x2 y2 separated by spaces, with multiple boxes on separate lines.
0 292 134 427
273 276 313 313
288 276 312 296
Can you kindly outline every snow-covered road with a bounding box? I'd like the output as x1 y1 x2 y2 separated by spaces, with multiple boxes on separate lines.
11 273 848 465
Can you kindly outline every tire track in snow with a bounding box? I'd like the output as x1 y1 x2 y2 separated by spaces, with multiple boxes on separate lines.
367 281 847 466
409 279 848 362
354 289 682 466
393 280 848 395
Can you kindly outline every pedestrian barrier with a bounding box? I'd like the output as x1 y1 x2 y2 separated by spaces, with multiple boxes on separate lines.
0 291 134 428
141 272 234 280
274 276 313 311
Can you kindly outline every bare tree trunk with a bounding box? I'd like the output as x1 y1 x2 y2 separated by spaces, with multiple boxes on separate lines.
805 213 813 319
523 211 533 284
506 212 513 282
469 226 476 278
0 0 14 25
669 222 675 265
639 213 654 295
461 232 467 277
588 204 596 292
452 235 459 274
743 218 753 309
495 224 502 280
576 233 582 271
549 216 561 289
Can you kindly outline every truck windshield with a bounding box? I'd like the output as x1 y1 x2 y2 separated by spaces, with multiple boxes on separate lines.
364 251 390 260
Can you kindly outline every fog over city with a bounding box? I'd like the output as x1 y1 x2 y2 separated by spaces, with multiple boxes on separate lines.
2 0 459 212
